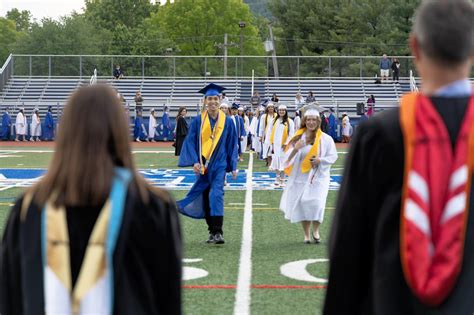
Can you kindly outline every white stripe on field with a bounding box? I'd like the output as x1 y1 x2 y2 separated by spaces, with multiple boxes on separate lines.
234 153 253 315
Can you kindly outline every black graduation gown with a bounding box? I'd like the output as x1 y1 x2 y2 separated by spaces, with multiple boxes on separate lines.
174 116 188 156
1 184 182 315
324 97 474 315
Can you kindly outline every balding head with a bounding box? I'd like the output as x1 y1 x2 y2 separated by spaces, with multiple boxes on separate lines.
412 0 473 66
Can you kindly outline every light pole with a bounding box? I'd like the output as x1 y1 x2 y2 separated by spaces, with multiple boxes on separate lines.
239 21 246 78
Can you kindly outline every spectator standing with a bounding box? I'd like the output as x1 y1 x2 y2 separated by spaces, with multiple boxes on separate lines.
379 54 391 83
250 91 261 110
134 91 143 113
391 58 401 83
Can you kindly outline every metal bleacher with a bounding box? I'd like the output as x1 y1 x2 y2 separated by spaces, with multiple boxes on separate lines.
0 76 409 119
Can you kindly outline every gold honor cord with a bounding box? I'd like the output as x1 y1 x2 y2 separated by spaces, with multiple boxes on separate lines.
199 110 224 175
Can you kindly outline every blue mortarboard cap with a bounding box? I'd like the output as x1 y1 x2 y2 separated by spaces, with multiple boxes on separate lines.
231 102 240 110
198 83 226 97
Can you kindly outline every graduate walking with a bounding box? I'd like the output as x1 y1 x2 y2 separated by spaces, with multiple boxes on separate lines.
280 105 337 243
174 107 188 156
1 108 11 141
177 83 238 244
43 106 55 141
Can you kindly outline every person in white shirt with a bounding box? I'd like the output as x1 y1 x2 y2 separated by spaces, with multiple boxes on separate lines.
294 92 305 110
269 105 295 187
280 105 338 243
15 108 27 142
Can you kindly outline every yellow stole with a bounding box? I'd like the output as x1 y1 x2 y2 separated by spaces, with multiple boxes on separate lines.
46 199 112 313
284 128 323 176
200 110 226 173
270 119 289 146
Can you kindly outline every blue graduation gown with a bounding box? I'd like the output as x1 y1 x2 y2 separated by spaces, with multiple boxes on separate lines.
1 112 11 140
328 113 338 141
43 111 55 140
162 112 170 139
133 117 147 140
233 115 246 154
177 114 238 218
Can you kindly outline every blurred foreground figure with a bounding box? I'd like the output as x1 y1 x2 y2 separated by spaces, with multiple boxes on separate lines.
324 0 474 314
1 85 182 315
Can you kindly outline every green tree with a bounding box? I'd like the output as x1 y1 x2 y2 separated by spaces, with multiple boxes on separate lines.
0 18 20 64
147 0 266 76
84 0 155 31
269 0 420 76
6 8 32 32
11 15 111 76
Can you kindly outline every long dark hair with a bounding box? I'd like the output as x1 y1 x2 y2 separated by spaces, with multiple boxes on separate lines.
176 106 187 121
274 108 288 126
31 85 164 207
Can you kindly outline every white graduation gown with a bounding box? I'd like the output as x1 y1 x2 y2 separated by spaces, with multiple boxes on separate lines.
269 118 295 171
342 116 352 136
280 132 338 223
30 114 41 137
148 114 157 139
259 113 276 159
249 116 261 153
15 112 26 135
241 115 250 153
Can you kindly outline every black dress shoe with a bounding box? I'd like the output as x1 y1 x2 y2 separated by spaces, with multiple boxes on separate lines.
304 240 311 244
206 234 215 244
214 233 225 244
312 233 321 244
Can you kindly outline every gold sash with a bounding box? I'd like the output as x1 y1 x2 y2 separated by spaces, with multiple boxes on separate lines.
284 128 323 175
200 110 226 173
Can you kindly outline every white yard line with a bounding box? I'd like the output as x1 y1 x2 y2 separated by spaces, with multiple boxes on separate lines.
0 178 39 191
234 153 254 315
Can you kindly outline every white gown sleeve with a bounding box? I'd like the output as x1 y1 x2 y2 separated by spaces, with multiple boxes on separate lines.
319 135 338 166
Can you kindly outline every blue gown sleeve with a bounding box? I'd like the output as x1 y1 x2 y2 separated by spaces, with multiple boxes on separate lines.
178 116 200 167
239 117 246 137
226 117 239 172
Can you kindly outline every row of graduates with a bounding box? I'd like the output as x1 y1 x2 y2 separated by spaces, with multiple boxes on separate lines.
133 107 172 142
1 107 55 141
177 83 338 247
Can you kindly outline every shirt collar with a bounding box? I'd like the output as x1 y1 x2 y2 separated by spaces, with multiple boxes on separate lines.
433 79 472 97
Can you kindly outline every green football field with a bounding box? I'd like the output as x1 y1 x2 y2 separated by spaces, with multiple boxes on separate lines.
0 145 347 314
